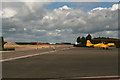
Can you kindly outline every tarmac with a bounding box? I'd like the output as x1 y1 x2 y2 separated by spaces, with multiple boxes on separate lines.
1 46 119 79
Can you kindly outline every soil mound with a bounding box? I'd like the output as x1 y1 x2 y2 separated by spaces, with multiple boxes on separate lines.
4 42 20 48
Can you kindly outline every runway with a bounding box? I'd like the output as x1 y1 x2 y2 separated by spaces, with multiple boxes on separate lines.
1 45 72 61
2 47 118 79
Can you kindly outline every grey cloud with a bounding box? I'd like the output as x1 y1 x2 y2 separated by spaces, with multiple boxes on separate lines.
2 2 118 42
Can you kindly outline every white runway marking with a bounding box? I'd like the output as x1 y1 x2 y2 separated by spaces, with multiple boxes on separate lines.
1 47 74 62
64 76 120 80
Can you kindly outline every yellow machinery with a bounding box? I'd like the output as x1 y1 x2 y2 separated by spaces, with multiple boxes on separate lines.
86 40 115 49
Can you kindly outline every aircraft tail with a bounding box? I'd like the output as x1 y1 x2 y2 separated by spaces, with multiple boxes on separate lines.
86 40 93 47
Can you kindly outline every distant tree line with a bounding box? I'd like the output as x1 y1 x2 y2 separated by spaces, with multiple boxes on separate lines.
76 34 92 47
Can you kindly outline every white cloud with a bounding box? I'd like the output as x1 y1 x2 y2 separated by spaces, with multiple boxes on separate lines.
90 7 108 11
48 32 61 36
111 4 118 11
92 30 118 38
2 0 119 2
2 3 118 42
9 28 16 31
89 4 118 12
3 0 56 2
43 16 54 20
36 29 46 32
2 8 17 18
23 28 27 31
59 5 71 10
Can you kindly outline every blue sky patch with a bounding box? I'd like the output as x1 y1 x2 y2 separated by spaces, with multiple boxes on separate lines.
45 2 118 12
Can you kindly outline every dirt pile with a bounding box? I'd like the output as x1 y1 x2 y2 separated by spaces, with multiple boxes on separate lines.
4 42 20 48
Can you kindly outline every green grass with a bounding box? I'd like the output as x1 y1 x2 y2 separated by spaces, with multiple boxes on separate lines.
0 48 15 51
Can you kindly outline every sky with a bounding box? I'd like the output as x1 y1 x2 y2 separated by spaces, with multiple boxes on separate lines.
0 2 119 43
2 0 120 2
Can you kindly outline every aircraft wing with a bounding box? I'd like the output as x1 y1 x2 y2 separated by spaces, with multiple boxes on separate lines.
107 43 115 47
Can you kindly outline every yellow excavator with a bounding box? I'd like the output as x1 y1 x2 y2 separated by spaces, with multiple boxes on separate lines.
86 40 115 49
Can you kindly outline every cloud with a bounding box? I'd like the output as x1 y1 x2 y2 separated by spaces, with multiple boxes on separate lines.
2 8 17 18
90 3 118 11
2 3 119 43
92 30 118 38
3 0 56 2
59 5 72 10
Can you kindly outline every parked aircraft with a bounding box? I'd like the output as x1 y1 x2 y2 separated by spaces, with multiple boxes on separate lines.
86 40 115 49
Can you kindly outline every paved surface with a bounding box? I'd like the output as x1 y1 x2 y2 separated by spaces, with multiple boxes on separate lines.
1 46 72 60
2 47 118 79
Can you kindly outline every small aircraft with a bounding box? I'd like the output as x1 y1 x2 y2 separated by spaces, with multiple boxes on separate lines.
86 40 115 49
